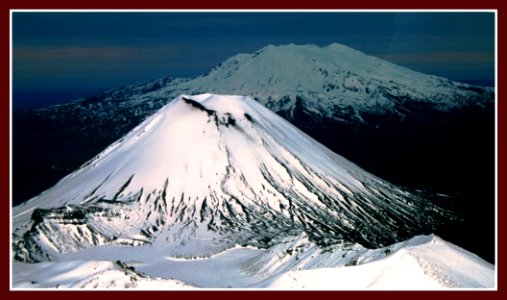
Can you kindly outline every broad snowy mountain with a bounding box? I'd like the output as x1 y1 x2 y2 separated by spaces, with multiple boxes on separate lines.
12 94 448 262
180 43 494 119
32 43 496 118
12 94 493 289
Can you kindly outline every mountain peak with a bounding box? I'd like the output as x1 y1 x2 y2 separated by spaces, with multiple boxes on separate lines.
325 42 359 50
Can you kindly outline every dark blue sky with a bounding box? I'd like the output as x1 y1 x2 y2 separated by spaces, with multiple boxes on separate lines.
12 11 495 109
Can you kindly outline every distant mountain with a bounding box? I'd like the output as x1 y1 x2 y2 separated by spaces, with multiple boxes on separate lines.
12 43 495 261
15 43 493 132
184 43 493 118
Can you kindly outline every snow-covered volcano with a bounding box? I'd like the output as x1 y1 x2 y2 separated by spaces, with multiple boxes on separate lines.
13 93 446 262
12 94 494 289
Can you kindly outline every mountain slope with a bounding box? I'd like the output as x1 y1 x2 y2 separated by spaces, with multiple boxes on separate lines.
12 94 450 263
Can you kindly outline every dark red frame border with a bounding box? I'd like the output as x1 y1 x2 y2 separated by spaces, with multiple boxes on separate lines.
1 0 504 299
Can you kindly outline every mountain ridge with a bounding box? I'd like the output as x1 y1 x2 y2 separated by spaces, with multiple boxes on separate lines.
12 233 495 289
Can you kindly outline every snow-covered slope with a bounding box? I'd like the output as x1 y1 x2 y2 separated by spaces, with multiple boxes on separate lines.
13 94 447 263
261 234 494 289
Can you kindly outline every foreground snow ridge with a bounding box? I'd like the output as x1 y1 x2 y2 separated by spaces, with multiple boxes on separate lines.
12 234 493 289
12 94 493 289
